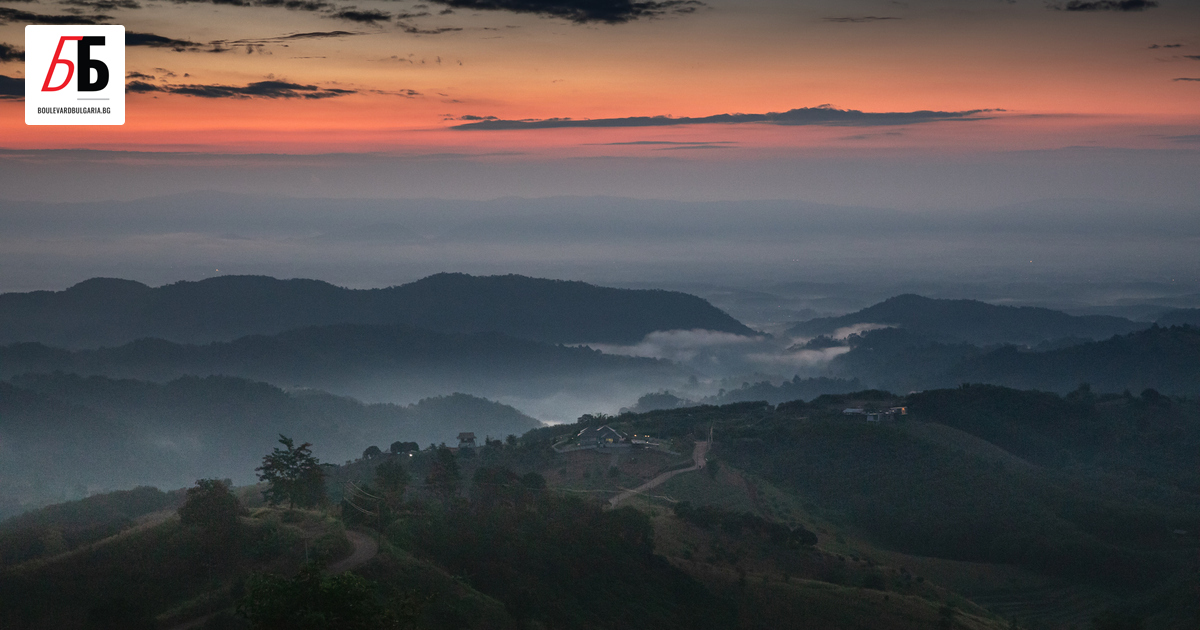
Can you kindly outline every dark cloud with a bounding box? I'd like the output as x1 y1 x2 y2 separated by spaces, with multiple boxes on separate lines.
1054 0 1157 11
170 0 337 12
1149 44 1182 49
258 0 336 10
654 144 733 150
0 74 21 100
1165 135 1200 143
1174 77 1200 82
823 16 900 23
1185 56 1200 61
128 79 355 98
0 6 110 24
127 31 206 51
233 30 364 42
425 0 703 24
452 105 1000 130
0 43 24 62
841 131 904 140
588 140 736 146
126 71 156 79
59 0 141 10
368 88 422 97
129 29 363 55
397 23 462 33
331 7 391 22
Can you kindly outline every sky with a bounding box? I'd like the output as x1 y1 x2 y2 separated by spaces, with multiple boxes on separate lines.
0 0 1198 204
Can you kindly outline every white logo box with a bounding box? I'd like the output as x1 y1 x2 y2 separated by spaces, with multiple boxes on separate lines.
25 25 125 126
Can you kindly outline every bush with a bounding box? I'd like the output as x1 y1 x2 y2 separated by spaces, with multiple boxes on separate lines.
179 480 244 531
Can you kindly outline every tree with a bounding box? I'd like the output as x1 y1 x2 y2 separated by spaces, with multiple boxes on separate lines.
425 445 460 501
375 459 410 496
178 478 245 541
389 441 419 455
237 564 408 630
362 445 383 460
520 472 546 491
470 466 520 509
257 435 326 509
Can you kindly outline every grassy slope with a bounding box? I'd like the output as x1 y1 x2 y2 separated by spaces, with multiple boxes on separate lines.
613 435 1123 630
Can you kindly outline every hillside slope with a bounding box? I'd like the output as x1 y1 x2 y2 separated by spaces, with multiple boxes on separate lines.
0 373 541 519
946 325 1200 396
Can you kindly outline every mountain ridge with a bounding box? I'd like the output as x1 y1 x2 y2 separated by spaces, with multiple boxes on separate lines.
0 273 755 349
0 322 685 404
788 294 1146 345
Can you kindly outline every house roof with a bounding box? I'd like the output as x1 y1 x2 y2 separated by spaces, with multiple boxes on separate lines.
576 425 625 440
457 432 476 440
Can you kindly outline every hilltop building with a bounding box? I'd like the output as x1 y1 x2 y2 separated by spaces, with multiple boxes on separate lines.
576 425 626 448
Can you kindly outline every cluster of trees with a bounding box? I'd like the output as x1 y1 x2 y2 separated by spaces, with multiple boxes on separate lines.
707 376 865 406
237 564 418 630
672 501 817 548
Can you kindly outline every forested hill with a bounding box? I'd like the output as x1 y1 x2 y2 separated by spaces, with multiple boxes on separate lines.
0 372 542 519
0 273 753 348
823 324 1200 396
0 323 683 402
946 324 1200 395
788 294 1145 345
1158 308 1200 327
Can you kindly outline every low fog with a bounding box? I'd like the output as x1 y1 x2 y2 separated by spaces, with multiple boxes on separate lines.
1 194 1197 318
2 193 1198 421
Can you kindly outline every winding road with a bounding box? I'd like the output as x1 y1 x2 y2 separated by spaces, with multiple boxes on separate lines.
329 530 379 574
609 440 709 508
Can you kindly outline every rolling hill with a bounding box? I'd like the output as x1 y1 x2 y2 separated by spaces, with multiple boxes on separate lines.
787 294 1146 345
3 384 1197 629
0 372 542 519
945 325 1200 396
0 273 754 348
0 323 685 403
1157 308 1200 327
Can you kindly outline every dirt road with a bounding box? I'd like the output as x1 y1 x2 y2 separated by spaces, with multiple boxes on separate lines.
329 530 379 574
609 440 708 508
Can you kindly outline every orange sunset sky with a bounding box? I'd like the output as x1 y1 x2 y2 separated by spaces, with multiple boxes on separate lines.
0 0 1197 204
